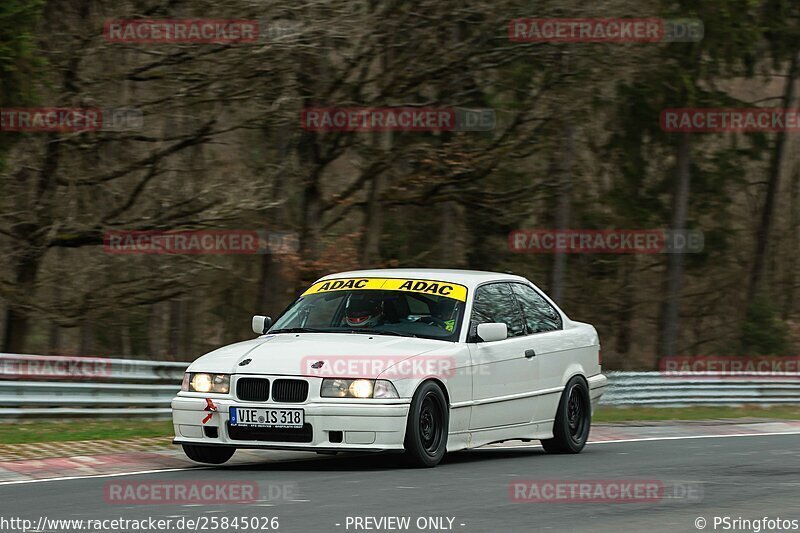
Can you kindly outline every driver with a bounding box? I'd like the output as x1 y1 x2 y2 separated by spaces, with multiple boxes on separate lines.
345 294 385 327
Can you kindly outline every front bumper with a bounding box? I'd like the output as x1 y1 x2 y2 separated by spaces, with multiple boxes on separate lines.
172 395 410 452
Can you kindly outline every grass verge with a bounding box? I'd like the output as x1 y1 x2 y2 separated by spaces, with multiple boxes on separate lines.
0 419 174 445
594 405 800 423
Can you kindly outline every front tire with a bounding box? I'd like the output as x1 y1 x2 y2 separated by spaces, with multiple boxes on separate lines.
402 381 449 467
182 444 235 464
541 376 591 454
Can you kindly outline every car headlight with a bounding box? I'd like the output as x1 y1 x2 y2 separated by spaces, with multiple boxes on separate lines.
182 373 230 394
320 379 399 399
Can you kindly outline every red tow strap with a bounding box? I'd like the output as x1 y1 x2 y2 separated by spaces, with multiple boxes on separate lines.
202 398 217 424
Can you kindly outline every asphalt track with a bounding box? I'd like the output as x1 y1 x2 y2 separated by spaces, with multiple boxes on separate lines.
0 432 799 533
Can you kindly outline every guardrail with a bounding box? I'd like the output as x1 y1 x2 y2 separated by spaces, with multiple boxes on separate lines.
601 371 800 407
0 354 798 418
0 353 187 382
0 353 188 418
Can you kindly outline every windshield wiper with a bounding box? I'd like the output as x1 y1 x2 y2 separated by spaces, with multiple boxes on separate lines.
344 329 418 338
269 327 330 334
270 327 418 338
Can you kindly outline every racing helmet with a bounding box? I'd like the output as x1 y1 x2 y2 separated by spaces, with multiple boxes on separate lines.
345 294 384 327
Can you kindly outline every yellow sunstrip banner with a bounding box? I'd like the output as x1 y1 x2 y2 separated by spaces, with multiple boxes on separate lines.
302 278 468 302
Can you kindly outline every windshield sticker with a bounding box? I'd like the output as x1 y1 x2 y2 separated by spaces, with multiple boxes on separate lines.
302 278 468 302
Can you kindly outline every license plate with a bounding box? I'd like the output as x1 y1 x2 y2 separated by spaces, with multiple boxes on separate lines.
229 407 304 428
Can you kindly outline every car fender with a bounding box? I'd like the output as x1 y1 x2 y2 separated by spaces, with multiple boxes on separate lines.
560 363 588 389
375 344 470 402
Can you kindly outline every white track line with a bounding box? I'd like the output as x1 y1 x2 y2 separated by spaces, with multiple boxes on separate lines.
1 431 799 486
486 430 800 450
0 466 207 486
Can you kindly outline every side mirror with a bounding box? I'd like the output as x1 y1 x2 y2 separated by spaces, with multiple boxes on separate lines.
476 322 507 342
252 315 272 335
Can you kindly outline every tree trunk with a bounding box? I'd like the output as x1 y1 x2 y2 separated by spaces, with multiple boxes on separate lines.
362 132 391 267
658 133 691 359
148 302 167 358
615 260 635 365
121 321 133 358
438 201 459 266
299 176 323 264
296 112 323 268
180 294 193 359
48 265 62 355
2 133 61 353
295 34 329 275
168 299 183 358
259 254 282 318
747 50 799 303
78 320 95 356
2 253 43 353
550 123 575 303
0 300 5 352
361 173 385 266
361 31 394 267
783 164 800 319
259 127 292 318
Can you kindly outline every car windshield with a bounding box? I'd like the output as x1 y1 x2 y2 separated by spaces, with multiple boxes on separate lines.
269 279 467 341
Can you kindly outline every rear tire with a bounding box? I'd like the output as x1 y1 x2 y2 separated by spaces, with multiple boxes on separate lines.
541 376 591 454
182 444 235 464
402 381 449 467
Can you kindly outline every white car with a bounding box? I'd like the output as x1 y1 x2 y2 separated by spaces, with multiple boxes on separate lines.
172 269 607 467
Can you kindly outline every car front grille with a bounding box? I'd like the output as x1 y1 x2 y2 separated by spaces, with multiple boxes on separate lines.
272 379 309 403
236 378 270 402
226 422 313 443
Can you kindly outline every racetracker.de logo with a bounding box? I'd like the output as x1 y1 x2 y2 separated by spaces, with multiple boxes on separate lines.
301 107 495 132
659 355 800 378
104 19 259 43
509 480 703 503
301 355 458 379
1 107 143 132
661 108 800 132
508 18 703 43
103 230 299 255
508 229 704 254
104 481 261 504
0 354 111 379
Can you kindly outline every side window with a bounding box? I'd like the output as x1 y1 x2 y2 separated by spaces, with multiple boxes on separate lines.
511 283 562 334
470 283 526 339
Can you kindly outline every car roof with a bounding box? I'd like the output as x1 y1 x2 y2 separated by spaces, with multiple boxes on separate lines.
316 268 531 290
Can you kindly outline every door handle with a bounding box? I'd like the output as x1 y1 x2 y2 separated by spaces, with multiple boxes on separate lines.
524 349 536 358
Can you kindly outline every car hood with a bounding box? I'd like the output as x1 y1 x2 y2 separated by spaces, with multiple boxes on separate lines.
187 333 447 378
